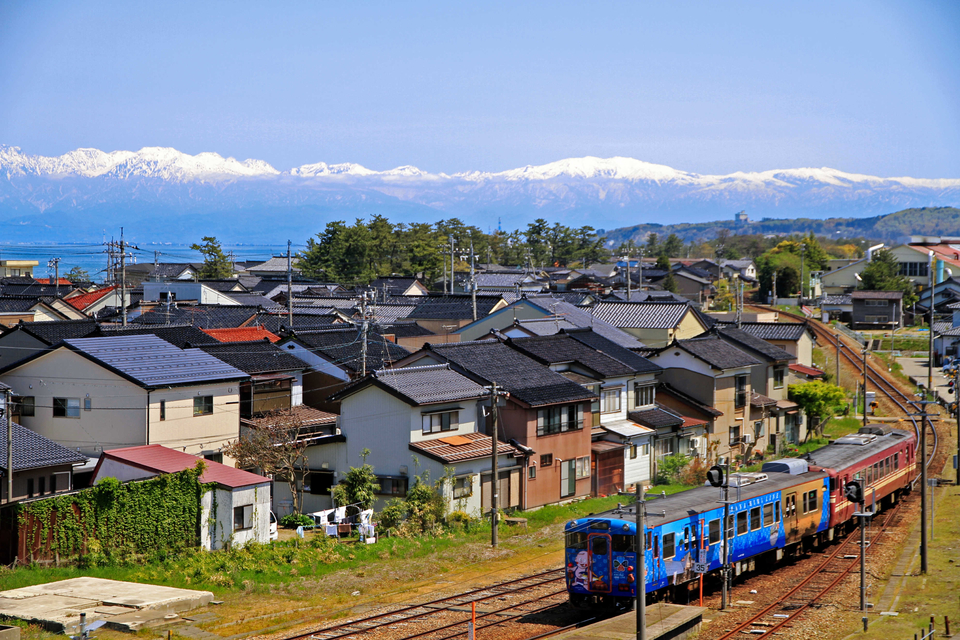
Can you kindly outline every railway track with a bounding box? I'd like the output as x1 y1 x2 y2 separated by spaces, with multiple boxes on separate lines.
714 496 906 640
280 568 584 640
752 305 939 469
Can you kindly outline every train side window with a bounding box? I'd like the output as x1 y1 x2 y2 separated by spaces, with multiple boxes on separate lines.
566 531 588 549
663 533 675 559
894 453 899 470
646 531 652 550
886 457 891 475
804 489 818 513
775 500 781 523
726 515 735 540
612 534 636 553
736 512 748 535
653 534 659 558
750 507 761 531
762 503 774 527
709 519 721 544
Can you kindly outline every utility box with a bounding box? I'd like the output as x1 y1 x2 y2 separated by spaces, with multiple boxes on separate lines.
0 626 21 640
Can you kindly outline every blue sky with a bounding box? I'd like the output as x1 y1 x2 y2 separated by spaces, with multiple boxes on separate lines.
1 1 958 176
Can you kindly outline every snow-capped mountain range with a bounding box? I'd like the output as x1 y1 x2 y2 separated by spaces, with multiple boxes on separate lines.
1 144 958 242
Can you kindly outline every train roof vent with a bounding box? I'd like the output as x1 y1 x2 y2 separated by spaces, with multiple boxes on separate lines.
859 424 893 436
834 433 878 446
762 458 809 475
729 472 768 486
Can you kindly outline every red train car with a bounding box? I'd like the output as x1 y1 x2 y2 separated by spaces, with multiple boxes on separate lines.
802 425 916 533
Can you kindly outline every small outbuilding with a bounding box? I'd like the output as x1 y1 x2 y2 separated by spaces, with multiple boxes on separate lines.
92 445 271 550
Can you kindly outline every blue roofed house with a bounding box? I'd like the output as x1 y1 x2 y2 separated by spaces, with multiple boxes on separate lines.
0 335 249 470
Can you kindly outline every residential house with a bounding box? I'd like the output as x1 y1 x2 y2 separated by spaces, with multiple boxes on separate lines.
325 364 520 515
851 291 903 330
92 445 271 550
277 326 410 412
147 263 202 281
244 257 301 278
64 286 122 317
132 304 262 328
393 340 597 509
729 322 817 368
0 335 248 460
821 259 867 296
142 281 244 306
502 330 662 494
0 319 99 368
586 301 711 348
193 340 307 421
199 326 281 343
0 297 86 326
454 295 645 350
720 259 758 283
0 261 39 279
378 321 440 351
407 294 509 335
464 272 546 295
714 327 800 454
0 413 88 563
647 334 763 466
820 295 853 324
370 277 429 297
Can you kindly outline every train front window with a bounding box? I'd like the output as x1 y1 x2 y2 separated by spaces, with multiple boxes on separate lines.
591 536 608 555
612 534 636 553
663 533 675 559
566 531 588 549
709 519 721 544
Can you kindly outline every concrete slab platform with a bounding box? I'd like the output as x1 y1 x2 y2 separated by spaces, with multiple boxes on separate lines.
0 578 213 634
551 603 707 640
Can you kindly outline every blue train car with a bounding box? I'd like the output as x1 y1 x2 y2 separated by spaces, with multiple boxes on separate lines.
565 470 830 607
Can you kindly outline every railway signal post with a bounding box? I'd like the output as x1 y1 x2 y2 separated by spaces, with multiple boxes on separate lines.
635 481 645 640
910 398 936 574
707 463 732 611
845 480 869 629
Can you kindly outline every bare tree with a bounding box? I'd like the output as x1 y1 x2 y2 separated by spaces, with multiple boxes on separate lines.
224 410 312 514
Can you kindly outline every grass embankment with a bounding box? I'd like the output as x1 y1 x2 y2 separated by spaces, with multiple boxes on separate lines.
0 495 625 640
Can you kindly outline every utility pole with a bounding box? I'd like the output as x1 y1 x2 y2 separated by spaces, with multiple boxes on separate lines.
624 247 632 302
928 251 935 391
470 242 477 322
637 247 643 298
120 228 127 326
735 276 742 329
955 366 959 486
486 382 507 548
772 269 778 305
862 347 868 426
154 251 161 281
47 257 61 298
287 240 293 328
909 400 935 575
800 243 806 303
3 386 11 505
359 291 372 377
449 235 456 295
835 334 841 386
635 482 646 640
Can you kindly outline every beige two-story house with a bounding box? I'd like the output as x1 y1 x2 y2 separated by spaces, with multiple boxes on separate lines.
0 335 248 461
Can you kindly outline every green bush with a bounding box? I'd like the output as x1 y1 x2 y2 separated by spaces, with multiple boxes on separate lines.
279 513 315 528
655 454 689 485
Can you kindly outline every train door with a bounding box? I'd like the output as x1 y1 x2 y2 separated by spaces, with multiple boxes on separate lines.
588 533 612 593
784 492 798 540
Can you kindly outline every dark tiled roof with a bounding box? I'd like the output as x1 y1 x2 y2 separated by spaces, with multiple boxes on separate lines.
57 335 248 388
851 290 904 300
628 404 684 429
410 432 517 464
508 334 638 378
588 301 693 329
820 295 852 305
520 295 647 350
516 317 580 335
291 327 410 374
253 312 340 334
0 418 88 472
91 323 215 349
657 383 724 417
132 305 260 329
196 280 248 292
674 334 762 370
0 297 41 313
426 341 597 407
380 322 435 338
5 319 98 344
409 295 503 320
735 322 811 342
750 391 778 407
716 327 795 363
370 304 418 323
370 364 486 404
194 340 306 375
226 293 283 310
370 277 424 295
562 328 662 374
0 282 69 297
148 263 200 278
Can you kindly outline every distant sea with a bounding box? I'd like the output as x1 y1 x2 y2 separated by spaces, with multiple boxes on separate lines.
0 242 303 283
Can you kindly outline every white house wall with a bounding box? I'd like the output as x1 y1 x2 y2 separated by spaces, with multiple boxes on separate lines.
201 483 271 550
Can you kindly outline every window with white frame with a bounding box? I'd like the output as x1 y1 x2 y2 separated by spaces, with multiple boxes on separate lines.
536 404 584 436
575 456 590 479
655 438 673 459
630 443 638 459
453 475 472 498
735 376 747 409
773 367 785 389
634 383 655 408
729 422 741 445
422 410 459 434
601 388 621 413
754 420 764 439
233 505 253 531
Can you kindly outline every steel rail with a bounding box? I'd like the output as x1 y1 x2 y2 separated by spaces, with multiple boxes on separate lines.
284 569 565 640
714 497 904 640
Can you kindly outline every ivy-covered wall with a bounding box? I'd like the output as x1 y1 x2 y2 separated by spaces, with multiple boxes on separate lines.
17 469 208 564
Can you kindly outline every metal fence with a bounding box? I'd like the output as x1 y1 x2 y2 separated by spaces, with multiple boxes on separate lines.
833 321 867 347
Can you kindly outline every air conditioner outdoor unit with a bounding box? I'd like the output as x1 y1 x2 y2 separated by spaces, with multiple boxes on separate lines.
742 433 754 444
689 437 700 450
